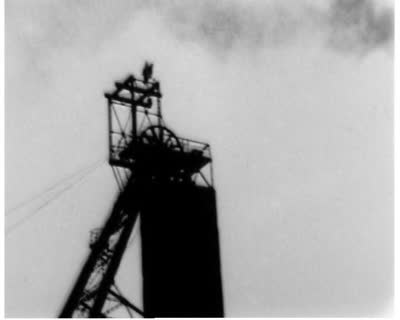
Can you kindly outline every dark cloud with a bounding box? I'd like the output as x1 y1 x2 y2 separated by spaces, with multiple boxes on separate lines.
147 0 393 56
158 1 303 53
327 0 394 53
7 0 393 65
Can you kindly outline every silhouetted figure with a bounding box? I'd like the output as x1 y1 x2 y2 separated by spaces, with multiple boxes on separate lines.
142 62 153 83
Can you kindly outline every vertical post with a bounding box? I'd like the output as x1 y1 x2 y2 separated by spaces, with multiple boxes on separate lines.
156 82 162 127
131 78 137 146
209 146 214 187
107 99 112 163
157 98 162 128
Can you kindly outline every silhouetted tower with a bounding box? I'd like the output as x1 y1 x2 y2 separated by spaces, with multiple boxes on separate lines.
59 63 224 318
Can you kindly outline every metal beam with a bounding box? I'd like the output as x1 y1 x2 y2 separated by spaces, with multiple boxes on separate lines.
89 184 141 317
108 289 145 317
59 181 134 317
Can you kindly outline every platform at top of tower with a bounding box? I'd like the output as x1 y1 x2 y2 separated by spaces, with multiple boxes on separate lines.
110 126 211 181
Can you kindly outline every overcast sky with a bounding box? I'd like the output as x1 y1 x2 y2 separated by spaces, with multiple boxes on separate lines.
5 0 394 317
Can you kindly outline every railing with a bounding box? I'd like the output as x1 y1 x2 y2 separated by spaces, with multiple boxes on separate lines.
109 132 211 166
109 132 213 187
176 136 211 159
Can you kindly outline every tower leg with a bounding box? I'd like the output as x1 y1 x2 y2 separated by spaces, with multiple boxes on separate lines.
59 181 141 318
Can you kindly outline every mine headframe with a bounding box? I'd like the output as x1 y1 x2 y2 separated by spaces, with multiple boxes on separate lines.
59 63 214 318
106 62 213 188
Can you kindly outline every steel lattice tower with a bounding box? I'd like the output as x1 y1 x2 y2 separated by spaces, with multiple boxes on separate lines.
59 63 224 318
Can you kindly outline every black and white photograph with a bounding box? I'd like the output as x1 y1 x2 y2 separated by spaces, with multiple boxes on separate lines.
4 0 395 318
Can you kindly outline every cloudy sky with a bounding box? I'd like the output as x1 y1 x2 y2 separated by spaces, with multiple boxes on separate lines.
5 0 393 317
